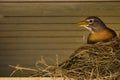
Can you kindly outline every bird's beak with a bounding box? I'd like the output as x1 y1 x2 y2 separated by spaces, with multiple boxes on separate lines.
78 21 89 27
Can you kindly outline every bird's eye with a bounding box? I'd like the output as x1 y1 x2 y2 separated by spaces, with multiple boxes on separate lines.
88 19 94 24
89 20 93 23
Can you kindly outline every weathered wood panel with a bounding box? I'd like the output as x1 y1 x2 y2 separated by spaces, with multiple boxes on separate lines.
0 37 84 43
0 2 120 16
0 0 120 1
0 24 119 30
0 1 120 77
0 17 120 23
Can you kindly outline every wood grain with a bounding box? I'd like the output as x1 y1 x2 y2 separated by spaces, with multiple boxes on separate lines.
0 17 120 23
0 2 120 16
0 1 120 77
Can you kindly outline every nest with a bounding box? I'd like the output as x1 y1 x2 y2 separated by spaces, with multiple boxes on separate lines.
59 37 120 80
22 37 120 80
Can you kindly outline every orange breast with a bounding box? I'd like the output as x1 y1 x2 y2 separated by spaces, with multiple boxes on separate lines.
89 30 114 43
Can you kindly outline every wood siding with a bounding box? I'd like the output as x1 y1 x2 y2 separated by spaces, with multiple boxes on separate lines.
0 1 120 76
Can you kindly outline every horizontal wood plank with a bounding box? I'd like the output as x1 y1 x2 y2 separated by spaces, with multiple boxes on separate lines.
0 0 119 1
0 24 79 30
0 24 119 30
0 31 86 37
0 37 85 43
0 17 120 24
0 2 120 16
0 43 80 49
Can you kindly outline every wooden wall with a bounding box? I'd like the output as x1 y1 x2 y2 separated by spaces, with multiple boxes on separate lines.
0 1 120 76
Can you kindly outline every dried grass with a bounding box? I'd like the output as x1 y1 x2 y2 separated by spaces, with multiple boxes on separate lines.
9 37 120 80
59 37 120 80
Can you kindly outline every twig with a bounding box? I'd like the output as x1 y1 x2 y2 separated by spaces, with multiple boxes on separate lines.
9 64 38 76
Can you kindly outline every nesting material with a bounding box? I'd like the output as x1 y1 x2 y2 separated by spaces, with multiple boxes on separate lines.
59 37 120 80
32 37 120 80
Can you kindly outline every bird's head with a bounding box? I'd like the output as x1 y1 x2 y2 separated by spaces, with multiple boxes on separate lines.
79 16 107 33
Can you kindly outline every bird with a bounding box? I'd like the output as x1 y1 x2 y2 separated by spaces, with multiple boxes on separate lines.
79 16 117 44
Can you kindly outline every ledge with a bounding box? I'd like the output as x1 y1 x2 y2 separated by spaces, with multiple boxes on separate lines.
0 77 74 80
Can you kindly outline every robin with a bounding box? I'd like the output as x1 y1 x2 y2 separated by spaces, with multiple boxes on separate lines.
79 16 117 44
